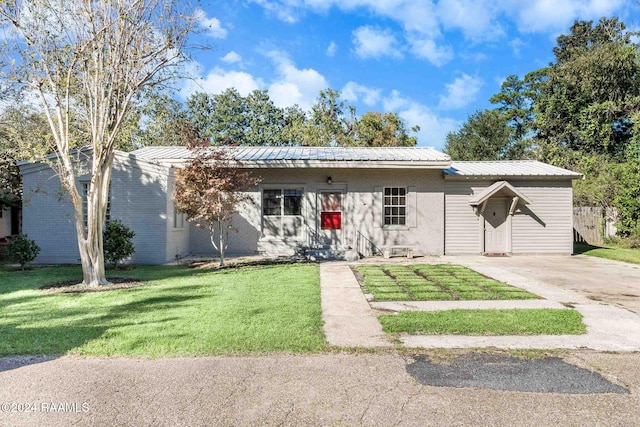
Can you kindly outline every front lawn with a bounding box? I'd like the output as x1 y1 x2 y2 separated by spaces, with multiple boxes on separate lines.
354 264 539 301
574 243 640 265
379 309 586 335
0 263 326 356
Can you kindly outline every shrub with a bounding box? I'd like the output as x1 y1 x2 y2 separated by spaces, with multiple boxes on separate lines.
103 220 135 269
7 234 40 270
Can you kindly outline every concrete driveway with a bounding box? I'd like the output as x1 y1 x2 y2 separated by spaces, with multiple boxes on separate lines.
449 254 640 314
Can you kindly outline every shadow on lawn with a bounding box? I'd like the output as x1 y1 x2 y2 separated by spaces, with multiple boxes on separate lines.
573 243 607 255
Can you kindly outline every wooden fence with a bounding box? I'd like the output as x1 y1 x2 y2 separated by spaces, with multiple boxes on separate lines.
573 207 617 244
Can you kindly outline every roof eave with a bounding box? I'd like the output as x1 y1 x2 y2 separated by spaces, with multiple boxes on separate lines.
444 173 583 181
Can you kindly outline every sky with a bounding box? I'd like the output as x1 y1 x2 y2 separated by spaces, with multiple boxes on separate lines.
182 1 639 150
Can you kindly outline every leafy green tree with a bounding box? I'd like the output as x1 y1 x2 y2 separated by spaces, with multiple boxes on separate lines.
0 103 53 209
443 109 528 160
354 112 418 147
489 74 537 141
534 18 640 160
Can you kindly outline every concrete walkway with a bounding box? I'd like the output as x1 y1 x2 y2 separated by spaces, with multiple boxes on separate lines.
319 257 640 351
319 262 390 347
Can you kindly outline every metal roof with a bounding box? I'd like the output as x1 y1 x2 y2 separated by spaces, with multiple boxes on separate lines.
468 181 533 206
128 146 451 168
444 160 583 179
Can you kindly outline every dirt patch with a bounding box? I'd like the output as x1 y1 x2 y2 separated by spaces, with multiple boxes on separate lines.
187 255 309 270
40 277 143 293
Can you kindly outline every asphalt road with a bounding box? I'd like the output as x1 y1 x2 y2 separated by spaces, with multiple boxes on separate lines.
0 351 638 426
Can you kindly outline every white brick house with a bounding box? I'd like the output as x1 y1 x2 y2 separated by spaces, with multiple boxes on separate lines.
18 146 582 264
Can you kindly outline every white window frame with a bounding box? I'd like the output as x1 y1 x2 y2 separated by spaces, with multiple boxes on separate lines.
261 187 304 239
383 186 407 227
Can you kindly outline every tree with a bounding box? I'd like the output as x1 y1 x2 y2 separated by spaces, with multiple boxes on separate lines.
443 109 528 160
354 112 418 147
0 0 195 286
173 146 261 267
534 18 640 160
0 102 53 209
489 74 537 141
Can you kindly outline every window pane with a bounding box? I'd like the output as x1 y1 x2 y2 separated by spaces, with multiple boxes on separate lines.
263 190 281 216
284 189 303 215
383 186 407 226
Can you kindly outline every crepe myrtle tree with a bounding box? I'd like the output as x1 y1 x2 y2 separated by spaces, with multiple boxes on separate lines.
173 145 261 267
0 0 196 286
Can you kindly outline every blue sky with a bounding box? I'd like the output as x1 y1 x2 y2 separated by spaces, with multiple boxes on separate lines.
182 1 638 150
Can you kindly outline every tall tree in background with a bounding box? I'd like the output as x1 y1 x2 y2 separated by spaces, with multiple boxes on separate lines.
0 104 52 209
535 18 640 161
443 109 524 160
0 0 195 286
173 146 261 267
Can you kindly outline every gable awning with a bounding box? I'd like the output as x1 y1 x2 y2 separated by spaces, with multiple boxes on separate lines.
469 181 532 214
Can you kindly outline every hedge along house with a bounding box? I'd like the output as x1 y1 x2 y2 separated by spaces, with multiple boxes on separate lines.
18 146 582 264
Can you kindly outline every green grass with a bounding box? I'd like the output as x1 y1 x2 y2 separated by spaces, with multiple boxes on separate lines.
0 263 326 357
379 309 586 335
355 264 539 301
574 243 640 265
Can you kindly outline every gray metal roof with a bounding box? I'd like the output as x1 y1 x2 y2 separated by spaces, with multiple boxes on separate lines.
128 146 451 167
445 160 582 179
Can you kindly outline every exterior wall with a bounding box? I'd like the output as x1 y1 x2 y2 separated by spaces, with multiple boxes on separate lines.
21 166 81 264
511 180 574 254
444 179 574 254
110 156 171 264
189 168 445 257
165 172 190 261
444 180 491 254
21 155 171 264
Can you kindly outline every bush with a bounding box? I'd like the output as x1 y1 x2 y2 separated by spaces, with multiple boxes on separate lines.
7 234 40 270
103 220 135 269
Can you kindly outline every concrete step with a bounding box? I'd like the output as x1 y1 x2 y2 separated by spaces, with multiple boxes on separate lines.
306 247 360 261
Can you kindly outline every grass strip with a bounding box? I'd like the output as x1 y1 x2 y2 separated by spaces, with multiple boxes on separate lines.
379 309 586 335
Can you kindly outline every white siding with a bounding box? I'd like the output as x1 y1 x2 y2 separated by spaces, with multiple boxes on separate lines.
444 181 490 254
511 181 574 254
444 179 575 255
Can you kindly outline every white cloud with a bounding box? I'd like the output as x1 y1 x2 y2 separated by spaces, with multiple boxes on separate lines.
195 8 228 39
326 41 337 57
341 81 381 106
182 65 262 98
382 90 459 149
266 50 329 110
438 74 483 110
407 37 453 66
513 0 626 33
352 26 402 59
436 0 504 41
221 51 242 64
509 38 524 56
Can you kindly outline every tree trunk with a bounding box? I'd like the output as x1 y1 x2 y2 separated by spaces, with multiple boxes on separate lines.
70 159 112 287
218 221 225 267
